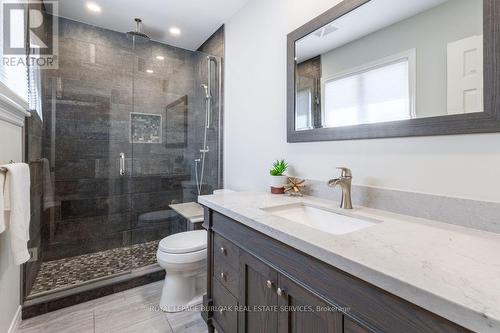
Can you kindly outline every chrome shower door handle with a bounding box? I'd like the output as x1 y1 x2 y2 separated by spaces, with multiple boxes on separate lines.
119 153 125 176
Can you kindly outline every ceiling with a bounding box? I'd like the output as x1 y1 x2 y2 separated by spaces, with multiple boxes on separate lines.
48 0 249 50
296 0 448 62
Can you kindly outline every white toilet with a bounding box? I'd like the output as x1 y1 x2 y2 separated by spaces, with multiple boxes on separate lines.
156 230 207 312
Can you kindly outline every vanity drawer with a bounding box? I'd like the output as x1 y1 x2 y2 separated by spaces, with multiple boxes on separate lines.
214 233 239 270
213 278 238 333
213 233 240 295
214 259 239 297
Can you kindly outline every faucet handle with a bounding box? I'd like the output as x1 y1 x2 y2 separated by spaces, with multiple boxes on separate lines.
336 167 352 178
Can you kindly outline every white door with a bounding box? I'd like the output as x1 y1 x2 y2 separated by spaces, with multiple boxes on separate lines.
447 35 483 114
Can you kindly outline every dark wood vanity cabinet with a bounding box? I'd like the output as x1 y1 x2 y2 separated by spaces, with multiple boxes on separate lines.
202 209 471 333
277 273 344 333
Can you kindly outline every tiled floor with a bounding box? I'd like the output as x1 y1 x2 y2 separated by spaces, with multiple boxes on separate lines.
30 241 160 295
19 281 208 333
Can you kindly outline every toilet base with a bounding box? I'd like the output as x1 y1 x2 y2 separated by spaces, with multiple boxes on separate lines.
159 273 206 312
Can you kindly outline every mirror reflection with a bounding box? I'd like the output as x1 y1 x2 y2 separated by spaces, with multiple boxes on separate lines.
294 0 483 131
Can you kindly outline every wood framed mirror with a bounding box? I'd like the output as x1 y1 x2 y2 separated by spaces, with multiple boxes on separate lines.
287 0 500 142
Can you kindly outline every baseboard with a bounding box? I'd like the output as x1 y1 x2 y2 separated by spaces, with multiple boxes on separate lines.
7 306 22 333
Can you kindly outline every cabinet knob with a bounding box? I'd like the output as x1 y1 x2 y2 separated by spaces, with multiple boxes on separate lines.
220 247 226 255
266 280 273 289
220 272 226 280
219 309 224 315
277 287 285 296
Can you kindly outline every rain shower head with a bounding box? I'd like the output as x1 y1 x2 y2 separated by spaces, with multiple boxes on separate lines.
126 18 150 42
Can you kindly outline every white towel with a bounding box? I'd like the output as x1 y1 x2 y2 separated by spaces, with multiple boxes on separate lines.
1 163 31 265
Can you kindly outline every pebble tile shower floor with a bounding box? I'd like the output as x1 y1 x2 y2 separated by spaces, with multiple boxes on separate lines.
30 240 159 295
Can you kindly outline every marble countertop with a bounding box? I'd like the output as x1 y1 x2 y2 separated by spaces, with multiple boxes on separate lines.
198 191 500 333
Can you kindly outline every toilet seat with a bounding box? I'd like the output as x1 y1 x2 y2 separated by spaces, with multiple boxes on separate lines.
158 230 207 254
157 248 206 266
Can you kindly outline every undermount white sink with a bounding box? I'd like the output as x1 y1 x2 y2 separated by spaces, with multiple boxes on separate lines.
262 203 380 235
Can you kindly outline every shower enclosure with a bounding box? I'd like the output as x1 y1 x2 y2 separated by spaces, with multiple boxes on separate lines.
23 16 223 314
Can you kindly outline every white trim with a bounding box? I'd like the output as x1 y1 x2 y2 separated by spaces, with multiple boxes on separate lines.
7 306 22 333
0 82 30 127
321 49 417 122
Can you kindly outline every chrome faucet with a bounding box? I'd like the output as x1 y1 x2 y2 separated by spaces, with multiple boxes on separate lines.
328 167 353 209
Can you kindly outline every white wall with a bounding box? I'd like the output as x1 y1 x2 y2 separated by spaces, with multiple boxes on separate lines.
224 0 500 203
0 120 23 333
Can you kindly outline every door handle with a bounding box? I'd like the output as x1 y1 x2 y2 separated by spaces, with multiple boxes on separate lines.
119 153 125 176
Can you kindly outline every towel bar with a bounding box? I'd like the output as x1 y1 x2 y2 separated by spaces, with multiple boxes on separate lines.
0 160 14 172
0 159 43 172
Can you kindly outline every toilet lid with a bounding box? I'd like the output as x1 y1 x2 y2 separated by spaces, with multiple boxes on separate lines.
158 230 207 254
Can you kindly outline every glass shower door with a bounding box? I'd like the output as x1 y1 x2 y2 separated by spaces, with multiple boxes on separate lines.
25 23 138 298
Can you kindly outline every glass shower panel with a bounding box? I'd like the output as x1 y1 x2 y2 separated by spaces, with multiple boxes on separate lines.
194 52 222 197
129 44 221 252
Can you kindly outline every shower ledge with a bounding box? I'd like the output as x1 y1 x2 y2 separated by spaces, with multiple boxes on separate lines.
170 202 204 226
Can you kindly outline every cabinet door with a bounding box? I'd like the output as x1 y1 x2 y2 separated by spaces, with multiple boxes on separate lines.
239 251 279 333
343 317 374 333
278 274 343 333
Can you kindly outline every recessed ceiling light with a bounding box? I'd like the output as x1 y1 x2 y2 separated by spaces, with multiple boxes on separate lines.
86 2 102 13
156 56 164 60
146 69 154 74
169 27 181 36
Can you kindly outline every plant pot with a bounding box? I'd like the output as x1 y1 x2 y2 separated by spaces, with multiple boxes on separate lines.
270 175 287 187
270 175 287 194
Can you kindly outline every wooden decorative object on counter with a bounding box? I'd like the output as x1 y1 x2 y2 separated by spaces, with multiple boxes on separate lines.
284 177 305 196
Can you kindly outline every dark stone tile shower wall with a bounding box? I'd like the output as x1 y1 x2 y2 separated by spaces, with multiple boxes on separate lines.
36 17 221 262
197 26 225 59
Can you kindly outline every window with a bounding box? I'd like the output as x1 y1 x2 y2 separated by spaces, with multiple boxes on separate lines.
0 0 29 112
322 50 415 128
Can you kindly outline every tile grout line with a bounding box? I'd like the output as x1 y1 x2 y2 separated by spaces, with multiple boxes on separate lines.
164 313 174 333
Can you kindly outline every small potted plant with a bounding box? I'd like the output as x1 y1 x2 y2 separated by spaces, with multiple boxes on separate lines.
269 159 288 194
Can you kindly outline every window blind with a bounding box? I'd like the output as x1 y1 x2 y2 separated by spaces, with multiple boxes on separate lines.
323 59 412 128
0 0 29 110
